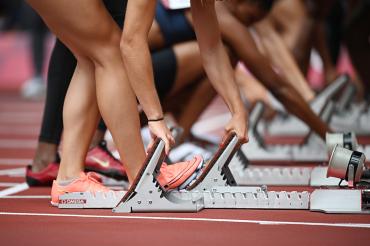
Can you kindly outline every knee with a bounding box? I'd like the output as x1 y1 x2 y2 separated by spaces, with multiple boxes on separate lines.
86 27 122 66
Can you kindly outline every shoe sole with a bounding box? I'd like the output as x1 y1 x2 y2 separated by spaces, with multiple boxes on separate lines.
166 159 204 190
26 176 53 187
178 161 205 190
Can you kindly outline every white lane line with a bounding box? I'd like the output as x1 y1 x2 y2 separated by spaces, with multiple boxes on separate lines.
0 195 50 199
0 159 31 166
0 183 22 187
0 139 37 149
0 212 369 229
0 168 25 177
0 183 29 197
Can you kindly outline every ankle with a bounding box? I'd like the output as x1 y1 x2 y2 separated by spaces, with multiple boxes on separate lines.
32 158 55 172
32 142 58 172
57 177 78 186
90 130 105 149
56 172 80 183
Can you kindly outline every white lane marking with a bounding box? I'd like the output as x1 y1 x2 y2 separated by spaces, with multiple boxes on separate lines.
0 182 22 187
0 159 31 166
0 212 369 229
0 139 37 149
0 195 50 199
0 168 26 177
0 183 29 197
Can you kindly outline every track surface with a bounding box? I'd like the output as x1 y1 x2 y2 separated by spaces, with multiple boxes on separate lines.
0 92 369 246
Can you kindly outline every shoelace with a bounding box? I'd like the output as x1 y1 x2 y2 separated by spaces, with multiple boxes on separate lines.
84 172 110 193
86 172 102 183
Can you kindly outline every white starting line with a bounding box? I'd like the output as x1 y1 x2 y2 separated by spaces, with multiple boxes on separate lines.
0 195 50 199
0 183 29 197
0 211 369 229
0 167 25 177
0 182 23 187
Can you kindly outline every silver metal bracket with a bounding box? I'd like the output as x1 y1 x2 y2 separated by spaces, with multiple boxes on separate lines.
265 75 349 136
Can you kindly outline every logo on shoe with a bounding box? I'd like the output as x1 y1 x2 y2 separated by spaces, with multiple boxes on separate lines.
89 156 110 168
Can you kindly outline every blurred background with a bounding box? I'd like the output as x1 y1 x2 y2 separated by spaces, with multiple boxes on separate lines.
0 0 53 99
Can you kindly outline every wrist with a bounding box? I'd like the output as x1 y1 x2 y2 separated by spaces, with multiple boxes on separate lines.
229 100 246 116
148 116 164 122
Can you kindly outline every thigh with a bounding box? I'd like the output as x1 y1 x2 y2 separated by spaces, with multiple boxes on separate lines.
26 0 122 57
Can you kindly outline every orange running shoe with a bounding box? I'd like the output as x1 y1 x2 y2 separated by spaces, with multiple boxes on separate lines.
157 155 203 190
51 172 112 206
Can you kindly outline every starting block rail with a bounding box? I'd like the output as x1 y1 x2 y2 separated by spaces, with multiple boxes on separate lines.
232 165 312 186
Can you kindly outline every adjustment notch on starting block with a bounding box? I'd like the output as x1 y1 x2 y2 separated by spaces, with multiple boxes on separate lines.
186 132 242 192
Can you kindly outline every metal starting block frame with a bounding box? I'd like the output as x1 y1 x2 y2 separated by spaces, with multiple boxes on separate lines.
113 133 309 213
229 148 348 187
114 138 204 212
228 149 347 187
241 102 331 162
230 164 347 187
263 75 349 136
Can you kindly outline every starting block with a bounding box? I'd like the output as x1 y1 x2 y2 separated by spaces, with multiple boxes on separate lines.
230 132 361 187
241 102 330 162
330 102 370 135
114 132 309 213
263 75 349 136
243 101 370 162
